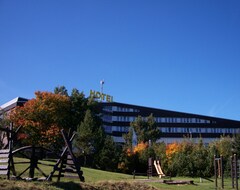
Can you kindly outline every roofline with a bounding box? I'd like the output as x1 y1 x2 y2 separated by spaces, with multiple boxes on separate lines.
100 101 240 123
0 97 28 111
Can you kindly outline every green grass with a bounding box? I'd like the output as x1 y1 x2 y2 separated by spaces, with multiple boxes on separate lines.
147 177 234 190
0 157 237 190
12 157 144 182
82 167 134 183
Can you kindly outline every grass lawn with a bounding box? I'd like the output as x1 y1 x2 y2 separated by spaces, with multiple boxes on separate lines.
0 157 237 190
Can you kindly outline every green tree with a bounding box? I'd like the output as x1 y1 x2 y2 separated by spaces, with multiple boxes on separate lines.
98 136 120 171
191 139 210 177
74 109 105 167
218 136 233 158
123 127 134 153
54 86 68 96
131 114 161 143
233 133 240 155
167 139 194 176
210 136 233 176
119 127 135 173
70 88 88 130
152 142 167 174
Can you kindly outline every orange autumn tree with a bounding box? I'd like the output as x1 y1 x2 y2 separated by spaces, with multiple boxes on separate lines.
133 142 148 154
9 91 71 148
166 142 180 160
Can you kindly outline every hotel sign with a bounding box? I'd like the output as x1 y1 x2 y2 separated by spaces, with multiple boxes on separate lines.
90 90 113 102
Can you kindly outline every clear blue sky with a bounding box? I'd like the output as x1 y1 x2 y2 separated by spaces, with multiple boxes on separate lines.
0 0 240 121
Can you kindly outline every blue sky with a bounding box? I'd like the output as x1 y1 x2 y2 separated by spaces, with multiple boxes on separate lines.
0 0 240 121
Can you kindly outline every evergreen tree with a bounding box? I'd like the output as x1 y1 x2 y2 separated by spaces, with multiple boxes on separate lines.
123 127 133 152
70 88 88 130
131 114 161 143
145 114 161 142
120 127 135 173
54 86 69 96
98 136 119 171
74 109 105 167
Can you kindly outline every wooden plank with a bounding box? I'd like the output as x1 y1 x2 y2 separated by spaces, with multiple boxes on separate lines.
0 154 9 158
67 160 74 164
0 165 8 170
0 149 9 153
63 174 79 179
0 159 9 163
0 170 8 175
66 162 75 166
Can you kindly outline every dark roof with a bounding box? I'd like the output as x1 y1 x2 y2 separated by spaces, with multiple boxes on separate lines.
100 101 240 123
0 97 28 113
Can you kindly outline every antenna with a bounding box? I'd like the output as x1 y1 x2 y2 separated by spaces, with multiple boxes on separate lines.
100 80 104 101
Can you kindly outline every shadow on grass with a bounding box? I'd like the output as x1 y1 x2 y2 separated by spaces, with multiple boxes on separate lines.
51 181 97 190
52 181 158 190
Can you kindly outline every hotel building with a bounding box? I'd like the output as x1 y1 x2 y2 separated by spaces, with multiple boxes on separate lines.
100 102 240 144
1 97 240 144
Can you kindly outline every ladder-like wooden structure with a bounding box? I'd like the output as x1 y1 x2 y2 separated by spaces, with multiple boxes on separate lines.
0 125 84 182
0 124 19 179
0 149 10 179
47 129 84 182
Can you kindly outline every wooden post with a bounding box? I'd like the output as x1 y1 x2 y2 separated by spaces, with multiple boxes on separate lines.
148 157 152 178
234 154 238 190
231 156 235 189
220 155 224 189
29 146 36 178
214 155 218 188
7 123 17 179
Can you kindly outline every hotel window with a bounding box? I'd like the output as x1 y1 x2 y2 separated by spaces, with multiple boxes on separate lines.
102 115 112 122
103 125 112 133
113 106 140 112
176 118 181 123
192 118 196 123
103 106 113 112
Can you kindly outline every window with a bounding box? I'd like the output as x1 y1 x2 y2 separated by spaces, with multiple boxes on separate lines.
102 115 112 122
103 106 113 112
113 106 139 112
103 125 112 133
